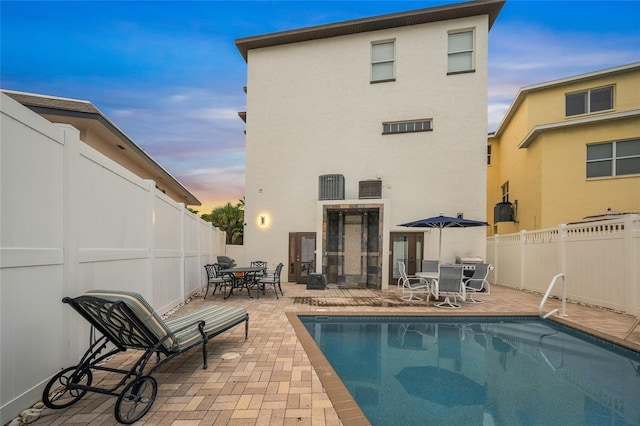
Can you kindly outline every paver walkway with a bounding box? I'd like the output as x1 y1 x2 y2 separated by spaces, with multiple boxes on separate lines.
30 282 640 425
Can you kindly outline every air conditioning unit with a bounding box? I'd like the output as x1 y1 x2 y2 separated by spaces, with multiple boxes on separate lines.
359 180 382 199
318 174 345 200
494 202 515 223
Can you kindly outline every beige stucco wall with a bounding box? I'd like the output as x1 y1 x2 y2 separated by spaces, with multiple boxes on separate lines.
243 15 491 286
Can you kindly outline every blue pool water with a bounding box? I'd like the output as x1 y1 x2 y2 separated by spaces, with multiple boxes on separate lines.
300 316 640 426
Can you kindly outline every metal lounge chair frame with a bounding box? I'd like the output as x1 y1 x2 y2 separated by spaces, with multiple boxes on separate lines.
398 261 430 301
432 264 465 309
42 290 249 424
463 263 493 303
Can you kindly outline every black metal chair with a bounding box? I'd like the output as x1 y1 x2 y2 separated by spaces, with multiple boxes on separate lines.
257 263 284 299
203 263 233 299
42 290 248 424
250 260 267 275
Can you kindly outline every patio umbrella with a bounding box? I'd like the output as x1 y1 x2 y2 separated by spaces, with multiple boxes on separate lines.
398 214 488 261
395 366 486 406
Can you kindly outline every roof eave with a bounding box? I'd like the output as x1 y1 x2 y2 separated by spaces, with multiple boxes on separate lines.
235 0 505 62
518 109 640 149
493 62 640 138
3 90 201 206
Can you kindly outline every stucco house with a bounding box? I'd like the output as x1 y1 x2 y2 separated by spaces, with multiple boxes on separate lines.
487 63 640 236
236 0 505 288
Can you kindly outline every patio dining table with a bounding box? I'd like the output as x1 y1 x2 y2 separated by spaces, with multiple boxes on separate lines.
415 271 439 300
218 266 265 299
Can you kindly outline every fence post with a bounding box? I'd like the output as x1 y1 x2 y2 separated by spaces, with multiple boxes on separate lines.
146 180 156 300
519 230 526 290
624 215 638 314
558 224 567 276
179 203 186 302
493 234 499 285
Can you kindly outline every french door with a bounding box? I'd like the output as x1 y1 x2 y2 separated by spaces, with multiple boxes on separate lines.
389 232 423 286
288 232 316 283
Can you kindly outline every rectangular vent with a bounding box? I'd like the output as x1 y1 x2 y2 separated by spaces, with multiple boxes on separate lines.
359 180 382 199
319 174 345 200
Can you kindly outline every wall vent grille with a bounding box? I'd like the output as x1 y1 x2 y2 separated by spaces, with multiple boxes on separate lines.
359 180 382 199
319 175 345 200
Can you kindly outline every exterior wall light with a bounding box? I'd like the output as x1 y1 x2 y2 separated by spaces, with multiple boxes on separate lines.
258 214 268 228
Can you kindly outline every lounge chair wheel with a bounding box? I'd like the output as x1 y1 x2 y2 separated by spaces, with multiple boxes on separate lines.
115 375 157 424
42 366 93 409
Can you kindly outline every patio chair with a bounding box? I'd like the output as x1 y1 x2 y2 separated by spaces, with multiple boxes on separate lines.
463 263 493 303
432 264 465 309
250 260 268 275
42 290 249 424
422 259 440 274
203 263 233 299
398 261 430 301
257 262 284 298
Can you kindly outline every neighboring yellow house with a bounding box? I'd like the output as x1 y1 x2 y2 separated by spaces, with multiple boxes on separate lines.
487 62 640 235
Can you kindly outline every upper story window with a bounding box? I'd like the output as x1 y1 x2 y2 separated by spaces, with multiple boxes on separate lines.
501 181 509 203
487 145 492 165
447 30 474 74
587 139 640 178
382 119 432 134
371 41 395 83
566 85 614 117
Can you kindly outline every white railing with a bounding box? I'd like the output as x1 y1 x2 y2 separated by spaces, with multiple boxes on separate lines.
487 216 640 316
539 273 567 319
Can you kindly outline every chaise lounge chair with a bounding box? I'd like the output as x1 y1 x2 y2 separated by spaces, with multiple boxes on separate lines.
42 290 249 424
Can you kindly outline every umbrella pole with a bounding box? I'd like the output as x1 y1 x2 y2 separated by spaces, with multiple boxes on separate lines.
439 227 443 262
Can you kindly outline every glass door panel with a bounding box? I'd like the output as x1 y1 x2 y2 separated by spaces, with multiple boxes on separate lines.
389 233 423 285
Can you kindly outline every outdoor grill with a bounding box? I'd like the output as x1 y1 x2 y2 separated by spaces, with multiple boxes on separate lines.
456 256 483 278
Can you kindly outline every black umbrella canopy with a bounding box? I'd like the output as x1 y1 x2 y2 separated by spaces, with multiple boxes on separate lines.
395 366 486 406
398 214 488 261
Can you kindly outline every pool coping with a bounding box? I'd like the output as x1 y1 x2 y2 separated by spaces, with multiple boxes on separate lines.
286 310 640 426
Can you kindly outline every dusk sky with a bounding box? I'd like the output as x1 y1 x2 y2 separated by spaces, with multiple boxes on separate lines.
2 1 639 214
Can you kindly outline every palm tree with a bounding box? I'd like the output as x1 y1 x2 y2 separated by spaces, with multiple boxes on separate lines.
203 199 244 244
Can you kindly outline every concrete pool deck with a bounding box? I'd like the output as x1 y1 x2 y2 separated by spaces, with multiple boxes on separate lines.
31 282 640 426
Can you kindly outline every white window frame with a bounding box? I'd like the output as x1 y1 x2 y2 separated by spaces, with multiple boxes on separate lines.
447 29 475 74
586 139 640 178
371 40 395 83
566 85 614 117
501 181 509 203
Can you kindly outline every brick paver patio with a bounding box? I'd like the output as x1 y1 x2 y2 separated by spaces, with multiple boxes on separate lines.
30 282 640 426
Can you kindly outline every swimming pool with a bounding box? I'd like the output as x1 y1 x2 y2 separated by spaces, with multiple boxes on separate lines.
297 315 640 426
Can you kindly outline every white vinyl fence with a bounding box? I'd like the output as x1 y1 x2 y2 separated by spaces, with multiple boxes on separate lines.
0 94 227 423
487 216 640 315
